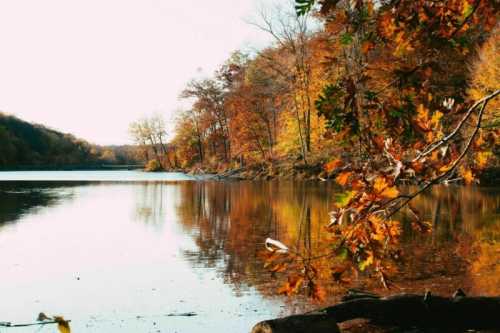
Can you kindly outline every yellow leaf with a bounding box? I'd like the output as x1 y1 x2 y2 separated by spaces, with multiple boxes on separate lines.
58 321 71 333
459 166 474 184
462 0 473 18
417 104 427 117
381 186 399 199
431 111 443 126
336 171 352 186
439 164 452 172
475 133 485 147
373 176 399 198
54 316 71 333
373 176 388 193
475 151 491 169
359 250 374 271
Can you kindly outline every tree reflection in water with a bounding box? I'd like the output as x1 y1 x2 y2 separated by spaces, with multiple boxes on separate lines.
174 181 499 307
0 181 76 225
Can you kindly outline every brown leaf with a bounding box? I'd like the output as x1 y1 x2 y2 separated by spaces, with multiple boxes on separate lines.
54 316 71 333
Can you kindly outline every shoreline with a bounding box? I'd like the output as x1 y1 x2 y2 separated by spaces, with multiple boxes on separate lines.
0 165 498 185
182 164 500 185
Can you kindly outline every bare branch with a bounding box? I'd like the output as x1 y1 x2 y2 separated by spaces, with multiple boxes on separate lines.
414 89 500 162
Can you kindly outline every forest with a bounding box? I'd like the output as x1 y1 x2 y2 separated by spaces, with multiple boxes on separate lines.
0 112 141 169
135 0 500 324
130 0 499 182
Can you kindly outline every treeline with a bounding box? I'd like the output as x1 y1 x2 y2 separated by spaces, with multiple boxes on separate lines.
163 1 498 174
129 115 179 172
0 113 142 169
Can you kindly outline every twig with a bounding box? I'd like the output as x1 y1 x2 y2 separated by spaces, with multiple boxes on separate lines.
387 93 495 219
0 320 71 328
413 89 500 162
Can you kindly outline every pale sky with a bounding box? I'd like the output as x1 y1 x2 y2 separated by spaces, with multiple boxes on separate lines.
0 0 286 145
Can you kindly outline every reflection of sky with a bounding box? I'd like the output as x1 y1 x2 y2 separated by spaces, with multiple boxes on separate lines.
0 182 283 333
0 171 195 181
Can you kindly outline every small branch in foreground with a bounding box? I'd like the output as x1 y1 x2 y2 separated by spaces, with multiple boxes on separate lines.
386 92 495 220
413 89 500 162
0 320 71 328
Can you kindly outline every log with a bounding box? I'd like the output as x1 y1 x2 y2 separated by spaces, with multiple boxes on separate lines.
251 290 500 333
251 311 340 333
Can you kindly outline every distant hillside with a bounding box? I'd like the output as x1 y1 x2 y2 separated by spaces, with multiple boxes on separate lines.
0 113 143 169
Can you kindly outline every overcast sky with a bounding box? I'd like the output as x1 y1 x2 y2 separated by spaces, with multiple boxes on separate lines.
0 0 288 145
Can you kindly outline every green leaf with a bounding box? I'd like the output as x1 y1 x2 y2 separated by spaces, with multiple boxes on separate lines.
358 252 374 271
364 90 377 101
340 33 353 45
335 191 355 208
337 247 349 260
295 0 315 16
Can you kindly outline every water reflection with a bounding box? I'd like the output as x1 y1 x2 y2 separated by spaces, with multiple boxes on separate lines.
0 182 76 225
174 182 499 302
0 180 497 332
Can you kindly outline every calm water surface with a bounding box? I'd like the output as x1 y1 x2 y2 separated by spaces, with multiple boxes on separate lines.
0 171 498 332
0 170 195 181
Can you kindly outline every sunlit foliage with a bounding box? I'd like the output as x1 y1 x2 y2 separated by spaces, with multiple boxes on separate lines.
260 0 500 299
162 0 499 299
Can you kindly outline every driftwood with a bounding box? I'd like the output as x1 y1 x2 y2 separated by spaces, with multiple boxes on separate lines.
251 290 500 333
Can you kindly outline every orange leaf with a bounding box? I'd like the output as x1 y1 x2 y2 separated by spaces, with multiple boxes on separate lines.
351 179 365 190
278 276 304 296
411 161 424 173
336 171 352 186
270 263 288 273
324 159 343 173
361 41 375 54
372 136 385 150
311 282 326 302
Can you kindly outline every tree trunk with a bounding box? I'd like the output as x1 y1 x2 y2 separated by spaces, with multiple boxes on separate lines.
251 291 500 333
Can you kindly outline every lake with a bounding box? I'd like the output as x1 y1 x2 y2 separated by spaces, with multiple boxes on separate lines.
0 171 498 332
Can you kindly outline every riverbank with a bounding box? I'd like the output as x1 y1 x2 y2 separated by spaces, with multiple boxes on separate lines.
183 163 500 185
185 162 334 181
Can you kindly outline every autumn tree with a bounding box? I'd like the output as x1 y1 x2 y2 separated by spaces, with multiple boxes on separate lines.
223 50 289 163
170 109 206 167
262 0 500 299
129 115 174 170
181 78 231 164
251 4 319 162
